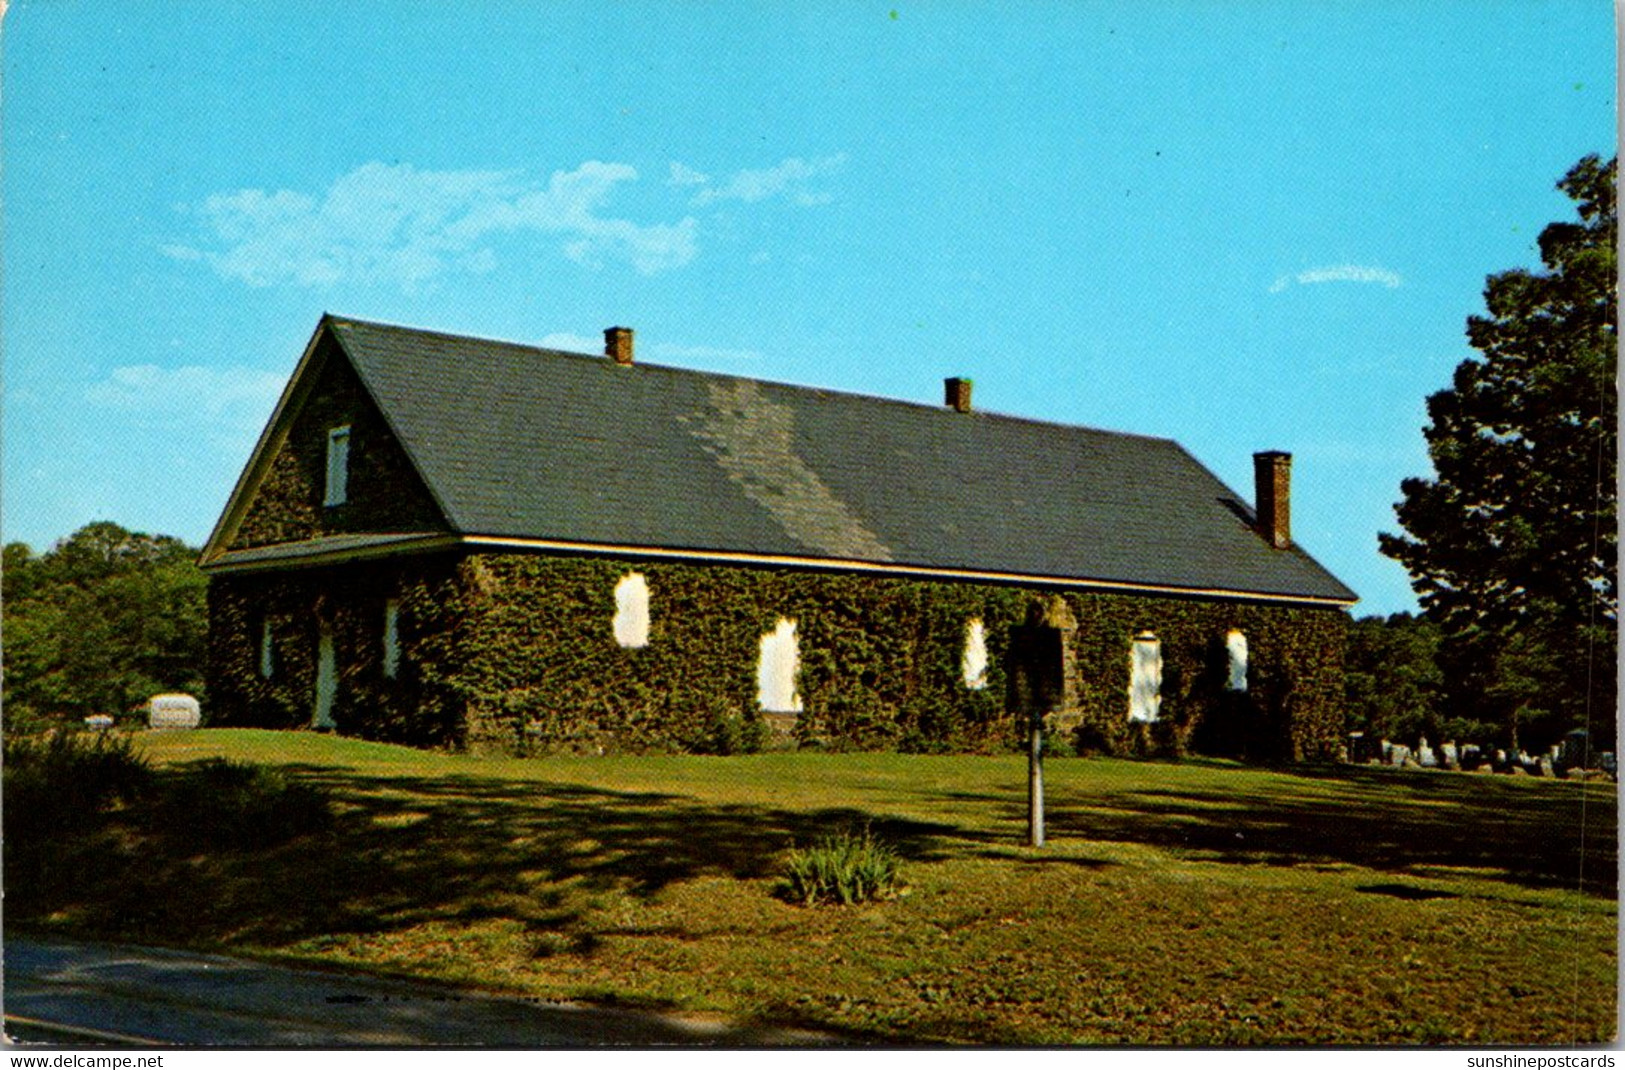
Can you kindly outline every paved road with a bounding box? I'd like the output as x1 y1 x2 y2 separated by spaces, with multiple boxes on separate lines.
4 935 836 1048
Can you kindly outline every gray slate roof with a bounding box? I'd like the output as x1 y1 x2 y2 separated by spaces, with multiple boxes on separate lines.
320 316 1354 603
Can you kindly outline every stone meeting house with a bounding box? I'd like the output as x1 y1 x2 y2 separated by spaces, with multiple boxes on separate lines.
200 315 1356 759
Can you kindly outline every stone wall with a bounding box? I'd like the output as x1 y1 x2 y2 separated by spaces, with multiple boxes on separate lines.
206 550 1346 760
231 338 446 549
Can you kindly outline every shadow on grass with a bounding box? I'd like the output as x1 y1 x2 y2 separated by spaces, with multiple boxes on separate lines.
1000 762 1617 898
5 752 1616 1044
13 755 1612 957
1356 883 1459 901
7 762 963 954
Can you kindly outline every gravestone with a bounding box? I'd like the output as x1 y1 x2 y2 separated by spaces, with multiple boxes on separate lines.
1348 732 1383 764
1560 730 1591 772
148 693 201 729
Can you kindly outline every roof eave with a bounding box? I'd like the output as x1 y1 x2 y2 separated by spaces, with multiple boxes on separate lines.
206 530 1357 608
198 315 342 568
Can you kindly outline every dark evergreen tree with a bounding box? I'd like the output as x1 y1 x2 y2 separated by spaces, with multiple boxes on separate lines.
1380 155 1617 752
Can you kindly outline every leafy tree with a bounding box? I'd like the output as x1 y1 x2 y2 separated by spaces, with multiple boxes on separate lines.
1344 614 1444 743
1380 155 1617 753
2 523 207 728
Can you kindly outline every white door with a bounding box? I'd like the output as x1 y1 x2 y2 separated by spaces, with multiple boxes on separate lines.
314 624 337 729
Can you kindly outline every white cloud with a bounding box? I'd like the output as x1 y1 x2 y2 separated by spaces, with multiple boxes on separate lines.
86 364 287 454
1269 264 1403 293
688 155 846 207
651 342 762 363
668 162 711 187
87 364 285 420
167 161 698 289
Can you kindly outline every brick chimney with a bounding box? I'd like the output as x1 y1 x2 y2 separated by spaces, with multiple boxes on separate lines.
944 377 973 413
1253 451 1292 549
604 326 634 366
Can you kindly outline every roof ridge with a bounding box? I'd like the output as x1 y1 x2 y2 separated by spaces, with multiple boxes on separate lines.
324 314 1177 446
209 313 1356 603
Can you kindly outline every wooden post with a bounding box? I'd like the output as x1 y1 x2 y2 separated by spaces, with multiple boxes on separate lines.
1029 705 1045 848
1010 611 1063 849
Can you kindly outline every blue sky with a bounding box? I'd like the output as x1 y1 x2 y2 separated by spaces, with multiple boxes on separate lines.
2 1 1615 616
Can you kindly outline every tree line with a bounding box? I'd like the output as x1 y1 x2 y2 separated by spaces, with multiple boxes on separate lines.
3 522 207 730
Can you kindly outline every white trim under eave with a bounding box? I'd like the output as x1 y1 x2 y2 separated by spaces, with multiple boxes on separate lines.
205 531 1358 608
202 534 465 573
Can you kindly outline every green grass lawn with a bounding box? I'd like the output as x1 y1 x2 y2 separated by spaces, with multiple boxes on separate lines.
9 728 1617 1045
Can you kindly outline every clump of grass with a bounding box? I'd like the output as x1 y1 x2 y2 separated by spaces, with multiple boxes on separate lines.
156 758 333 849
3 729 155 913
782 826 906 906
3 728 152 830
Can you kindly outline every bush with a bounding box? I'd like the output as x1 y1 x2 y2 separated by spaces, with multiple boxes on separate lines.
3 728 152 831
781 827 906 906
694 700 766 756
3 729 155 912
156 759 333 849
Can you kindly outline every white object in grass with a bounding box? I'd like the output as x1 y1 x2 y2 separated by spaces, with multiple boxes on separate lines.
148 693 201 729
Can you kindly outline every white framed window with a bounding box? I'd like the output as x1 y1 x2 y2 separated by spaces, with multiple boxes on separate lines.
324 425 351 506
1128 631 1162 723
613 573 650 648
1225 629 1248 692
259 617 275 679
757 618 803 713
383 599 402 679
962 618 988 689
314 623 338 728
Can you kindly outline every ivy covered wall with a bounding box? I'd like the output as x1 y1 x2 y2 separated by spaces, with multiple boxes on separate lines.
231 338 446 550
1058 590 1345 762
207 549 1346 761
207 555 468 747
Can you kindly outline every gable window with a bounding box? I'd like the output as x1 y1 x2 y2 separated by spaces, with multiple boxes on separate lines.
324 425 351 506
1128 631 1162 723
383 599 402 679
259 617 275 679
757 618 803 713
1225 629 1248 692
613 573 650 648
962 618 989 690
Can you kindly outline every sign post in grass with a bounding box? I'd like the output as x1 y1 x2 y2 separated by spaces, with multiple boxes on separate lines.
1009 610 1066 849
1028 705 1045 848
